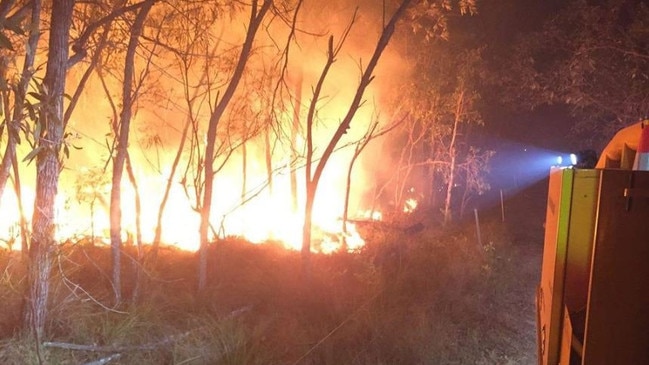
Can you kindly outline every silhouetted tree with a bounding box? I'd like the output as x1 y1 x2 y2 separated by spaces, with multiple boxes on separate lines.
505 0 649 147
198 0 273 292
300 0 413 276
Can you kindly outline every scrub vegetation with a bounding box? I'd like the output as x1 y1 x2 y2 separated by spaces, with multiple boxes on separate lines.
0 183 543 365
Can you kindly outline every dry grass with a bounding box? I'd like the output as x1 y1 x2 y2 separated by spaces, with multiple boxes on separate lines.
0 205 541 365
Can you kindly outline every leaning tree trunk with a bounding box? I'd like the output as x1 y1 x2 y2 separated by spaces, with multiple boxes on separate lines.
0 0 41 209
443 90 464 225
198 0 271 292
341 122 376 248
24 0 71 342
290 71 302 213
153 118 190 251
302 0 412 275
12 155 29 255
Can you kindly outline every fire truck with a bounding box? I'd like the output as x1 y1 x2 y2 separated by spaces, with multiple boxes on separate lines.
536 120 649 365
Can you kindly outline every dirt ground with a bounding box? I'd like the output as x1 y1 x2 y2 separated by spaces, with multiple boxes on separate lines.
495 179 548 364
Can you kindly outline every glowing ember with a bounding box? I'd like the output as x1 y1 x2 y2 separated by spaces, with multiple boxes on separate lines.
403 198 418 213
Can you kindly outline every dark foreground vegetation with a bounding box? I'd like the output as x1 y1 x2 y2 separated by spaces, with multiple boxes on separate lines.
0 188 543 365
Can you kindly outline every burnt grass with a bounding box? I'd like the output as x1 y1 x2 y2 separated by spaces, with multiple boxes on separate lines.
0 183 546 365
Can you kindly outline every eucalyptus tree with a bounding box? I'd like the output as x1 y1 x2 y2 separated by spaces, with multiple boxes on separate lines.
296 0 411 275
196 0 278 292
108 0 155 305
0 0 41 254
22 0 164 340
297 0 481 273
383 26 489 224
24 0 73 343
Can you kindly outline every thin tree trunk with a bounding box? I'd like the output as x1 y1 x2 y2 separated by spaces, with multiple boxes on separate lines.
153 118 190 250
342 123 376 248
302 0 411 272
154 33 225 253
124 153 143 302
12 153 29 255
290 71 302 213
301 183 315 277
109 0 153 305
198 0 271 292
241 139 247 204
443 90 464 225
24 0 71 342
264 127 273 195
0 0 40 207
341 151 358 250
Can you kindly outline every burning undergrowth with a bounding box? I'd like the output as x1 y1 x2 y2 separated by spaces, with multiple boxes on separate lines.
0 207 537 365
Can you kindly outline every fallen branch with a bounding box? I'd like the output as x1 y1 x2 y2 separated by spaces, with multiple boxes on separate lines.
43 330 192 353
82 353 121 365
43 305 253 353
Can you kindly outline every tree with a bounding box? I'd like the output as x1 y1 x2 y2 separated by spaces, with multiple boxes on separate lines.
197 0 273 292
382 41 487 224
300 0 413 276
139 0 224 253
108 0 155 305
505 0 649 147
24 0 73 342
0 0 40 255
340 109 403 247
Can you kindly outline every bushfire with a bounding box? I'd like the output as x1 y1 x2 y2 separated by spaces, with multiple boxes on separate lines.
0 1 410 255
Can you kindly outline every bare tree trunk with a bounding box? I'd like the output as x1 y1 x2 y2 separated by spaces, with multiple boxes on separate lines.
0 0 40 207
342 122 377 247
3 0 41 255
443 90 464 225
241 139 247 204
198 0 271 292
264 127 273 195
290 71 302 213
0 88 18 206
341 151 359 250
109 0 154 305
301 183 315 276
12 154 29 255
124 154 143 302
153 118 190 250
302 0 411 273
24 0 70 342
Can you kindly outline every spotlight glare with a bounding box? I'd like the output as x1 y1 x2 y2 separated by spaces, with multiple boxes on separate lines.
570 153 578 165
